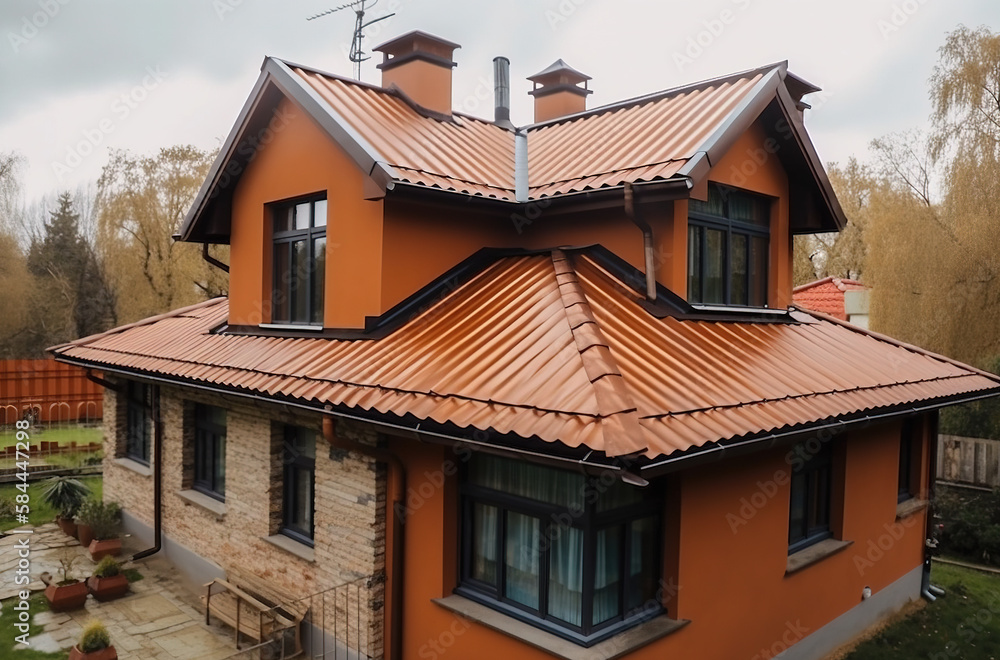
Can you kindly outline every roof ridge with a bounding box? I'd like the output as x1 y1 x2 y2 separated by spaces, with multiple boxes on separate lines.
551 250 647 457
48 297 226 354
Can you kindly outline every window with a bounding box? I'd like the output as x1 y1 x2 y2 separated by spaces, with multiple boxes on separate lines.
788 441 833 554
272 196 327 325
281 426 316 545
898 419 918 503
193 404 227 501
459 454 662 646
688 183 770 306
125 382 152 464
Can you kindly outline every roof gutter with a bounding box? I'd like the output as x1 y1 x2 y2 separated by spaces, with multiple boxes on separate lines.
639 390 1000 479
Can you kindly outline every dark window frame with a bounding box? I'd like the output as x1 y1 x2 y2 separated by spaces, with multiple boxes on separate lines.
193 404 227 502
898 419 918 504
688 183 771 307
271 195 327 326
281 425 316 546
457 455 664 647
788 441 834 555
125 381 152 465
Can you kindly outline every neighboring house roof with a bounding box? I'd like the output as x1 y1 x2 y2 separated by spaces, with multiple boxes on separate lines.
52 248 999 471
177 58 845 243
793 277 868 321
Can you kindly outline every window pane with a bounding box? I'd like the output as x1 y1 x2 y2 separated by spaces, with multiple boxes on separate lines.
505 512 540 610
294 202 311 230
730 233 748 306
311 237 326 325
690 186 725 217
273 244 290 322
291 239 309 323
729 193 769 227
215 432 226 495
594 526 622 624
789 472 806 545
548 525 583 626
687 226 701 303
596 479 644 512
750 236 768 307
704 228 725 304
290 466 314 533
313 199 327 227
469 455 584 510
627 517 659 612
274 207 293 233
472 503 498 586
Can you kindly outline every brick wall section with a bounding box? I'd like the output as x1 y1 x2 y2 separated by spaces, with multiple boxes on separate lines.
101 381 386 658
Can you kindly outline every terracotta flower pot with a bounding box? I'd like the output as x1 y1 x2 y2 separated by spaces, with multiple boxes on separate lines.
77 524 95 547
44 581 89 611
87 574 129 601
69 644 118 660
88 538 122 562
56 516 78 538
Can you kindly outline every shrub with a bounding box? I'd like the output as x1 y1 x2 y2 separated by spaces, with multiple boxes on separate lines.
939 355 1000 439
935 486 1000 566
76 500 121 541
92 556 121 578
0 497 15 521
39 476 90 519
78 620 111 652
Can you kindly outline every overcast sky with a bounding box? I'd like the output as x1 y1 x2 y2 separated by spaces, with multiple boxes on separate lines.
1 0 996 205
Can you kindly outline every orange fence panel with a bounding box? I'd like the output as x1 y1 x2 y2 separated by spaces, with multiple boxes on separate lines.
0 359 103 425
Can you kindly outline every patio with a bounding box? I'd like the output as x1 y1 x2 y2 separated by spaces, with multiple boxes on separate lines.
0 523 240 659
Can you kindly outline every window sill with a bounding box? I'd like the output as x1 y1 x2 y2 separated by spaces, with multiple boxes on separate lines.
786 538 853 575
896 498 929 520
113 457 152 477
177 490 226 517
433 594 688 660
264 534 315 563
259 323 324 332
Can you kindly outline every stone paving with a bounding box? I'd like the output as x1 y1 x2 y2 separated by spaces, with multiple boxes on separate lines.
0 523 242 659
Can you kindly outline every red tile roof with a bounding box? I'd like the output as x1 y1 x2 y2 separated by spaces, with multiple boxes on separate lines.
53 251 998 462
793 277 867 321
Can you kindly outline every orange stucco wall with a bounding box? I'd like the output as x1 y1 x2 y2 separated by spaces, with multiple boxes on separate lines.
390 417 929 659
228 96 384 329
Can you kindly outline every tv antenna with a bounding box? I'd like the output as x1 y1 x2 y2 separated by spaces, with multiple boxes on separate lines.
307 0 395 81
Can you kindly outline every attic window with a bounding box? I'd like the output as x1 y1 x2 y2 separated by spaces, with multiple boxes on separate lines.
688 184 770 307
271 196 327 326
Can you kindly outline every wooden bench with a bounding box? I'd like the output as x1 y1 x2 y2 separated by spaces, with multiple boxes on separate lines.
202 568 310 656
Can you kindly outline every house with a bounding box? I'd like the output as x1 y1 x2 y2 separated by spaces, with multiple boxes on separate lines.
51 31 1000 660
794 277 870 327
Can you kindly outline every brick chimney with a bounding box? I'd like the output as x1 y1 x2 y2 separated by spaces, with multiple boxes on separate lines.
528 59 592 123
374 31 460 116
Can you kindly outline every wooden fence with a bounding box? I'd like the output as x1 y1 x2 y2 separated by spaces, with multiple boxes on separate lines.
937 434 1000 489
0 359 103 425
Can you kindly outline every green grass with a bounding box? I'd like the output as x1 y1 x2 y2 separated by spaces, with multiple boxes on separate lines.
0 477 103 532
0 426 102 450
845 562 1000 659
0 593 68 659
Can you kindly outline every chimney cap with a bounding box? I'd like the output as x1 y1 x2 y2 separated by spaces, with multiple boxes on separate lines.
527 59 592 84
373 30 461 63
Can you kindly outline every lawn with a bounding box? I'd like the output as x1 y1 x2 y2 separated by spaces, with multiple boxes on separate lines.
0 476 103 532
0 593 66 659
0 426 102 449
844 562 1000 659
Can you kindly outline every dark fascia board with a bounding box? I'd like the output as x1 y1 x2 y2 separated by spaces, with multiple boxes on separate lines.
176 57 396 243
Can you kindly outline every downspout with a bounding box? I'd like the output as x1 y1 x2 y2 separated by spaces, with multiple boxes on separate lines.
85 369 120 392
132 385 163 560
323 415 404 660
202 243 230 273
623 182 657 300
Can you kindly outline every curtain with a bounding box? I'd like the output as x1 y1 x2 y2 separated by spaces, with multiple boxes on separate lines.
548 525 583 626
505 512 540 609
593 526 621 624
472 503 498 585
471 455 583 510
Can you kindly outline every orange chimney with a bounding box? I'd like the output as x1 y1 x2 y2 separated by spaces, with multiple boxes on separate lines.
374 31 460 116
528 59 592 123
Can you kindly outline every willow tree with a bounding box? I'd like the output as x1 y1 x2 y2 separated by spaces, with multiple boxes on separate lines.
95 146 227 324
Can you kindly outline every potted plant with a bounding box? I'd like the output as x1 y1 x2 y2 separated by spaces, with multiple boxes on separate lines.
85 500 122 561
75 499 101 547
42 550 88 611
86 556 129 601
69 620 117 660
39 476 90 537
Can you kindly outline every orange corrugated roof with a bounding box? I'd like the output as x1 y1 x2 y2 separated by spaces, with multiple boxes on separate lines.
53 250 998 461
793 277 867 320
